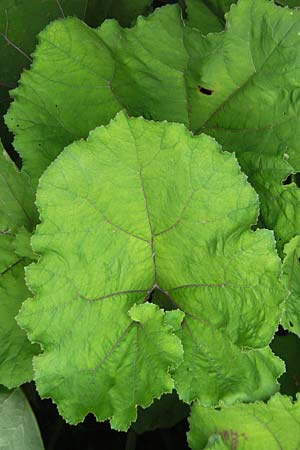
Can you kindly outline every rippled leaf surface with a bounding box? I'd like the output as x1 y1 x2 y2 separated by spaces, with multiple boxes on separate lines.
0 145 38 387
18 113 284 429
188 394 300 450
7 0 300 252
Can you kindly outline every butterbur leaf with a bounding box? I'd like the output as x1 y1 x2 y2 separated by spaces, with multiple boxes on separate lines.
185 0 234 34
203 436 232 450
5 5 196 183
0 0 87 89
0 146 39 387
0 145 36 231
0 0 90 148
0 235 37 387
7 0 300 253
186 0 300 248
19 113 284 429
0 0 154 151
14 226 38 260
24 299 183 430
0 386 44 450
281 236 300 335
188 393 300 450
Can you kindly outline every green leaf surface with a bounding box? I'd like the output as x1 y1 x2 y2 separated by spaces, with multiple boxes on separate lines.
0 0 88 146
0 146 38 387
185 0 234 33
188 394 300 450
0 386 44 450
203 436 232 450
0 147 36 232
281 236 300 334
271 333 300 396
7 0 300 252
14 226 37 260
0 0 153 149
5 5 194 183
0 0 154 92
19 113 285 429
0 0 87 88
184 0 300 249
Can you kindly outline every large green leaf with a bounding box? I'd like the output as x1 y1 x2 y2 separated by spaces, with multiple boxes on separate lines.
184 0 300 249
0 0 88 146
18 113 284 429
7 0 300 251
188 393 300 450
281 236 300 334
185 0 234 33
0 145 36 231
5 5 195 183
0 0 87 89
0 386 44 450
0 145 38 387
0 0 153 149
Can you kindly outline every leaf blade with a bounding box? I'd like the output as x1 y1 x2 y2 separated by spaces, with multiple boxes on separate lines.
18 113 285 428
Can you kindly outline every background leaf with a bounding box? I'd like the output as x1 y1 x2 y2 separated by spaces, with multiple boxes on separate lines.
183 0 300 250
5 5 198 183
0 0 88 148
185 0 234 33
188 394 300 450
0 144 38 387
8 0 300 254
0 386 44 450
276 1 300 6
0 0 155 152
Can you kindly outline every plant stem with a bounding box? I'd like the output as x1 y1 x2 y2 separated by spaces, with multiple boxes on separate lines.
125 428 136 450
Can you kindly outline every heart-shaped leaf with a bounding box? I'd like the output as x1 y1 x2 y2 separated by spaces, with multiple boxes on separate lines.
19 113 285 429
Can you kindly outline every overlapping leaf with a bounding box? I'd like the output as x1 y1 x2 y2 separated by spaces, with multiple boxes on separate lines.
188 393 300 450
185 0 234 33
277 1 300 6
0 386 44 450
0 0 87 90
0 0 88 145
185 0 300 249
5 5 195 183
0 0 154 150
18 113 284 429
7 0 300 253
0 145 38 387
